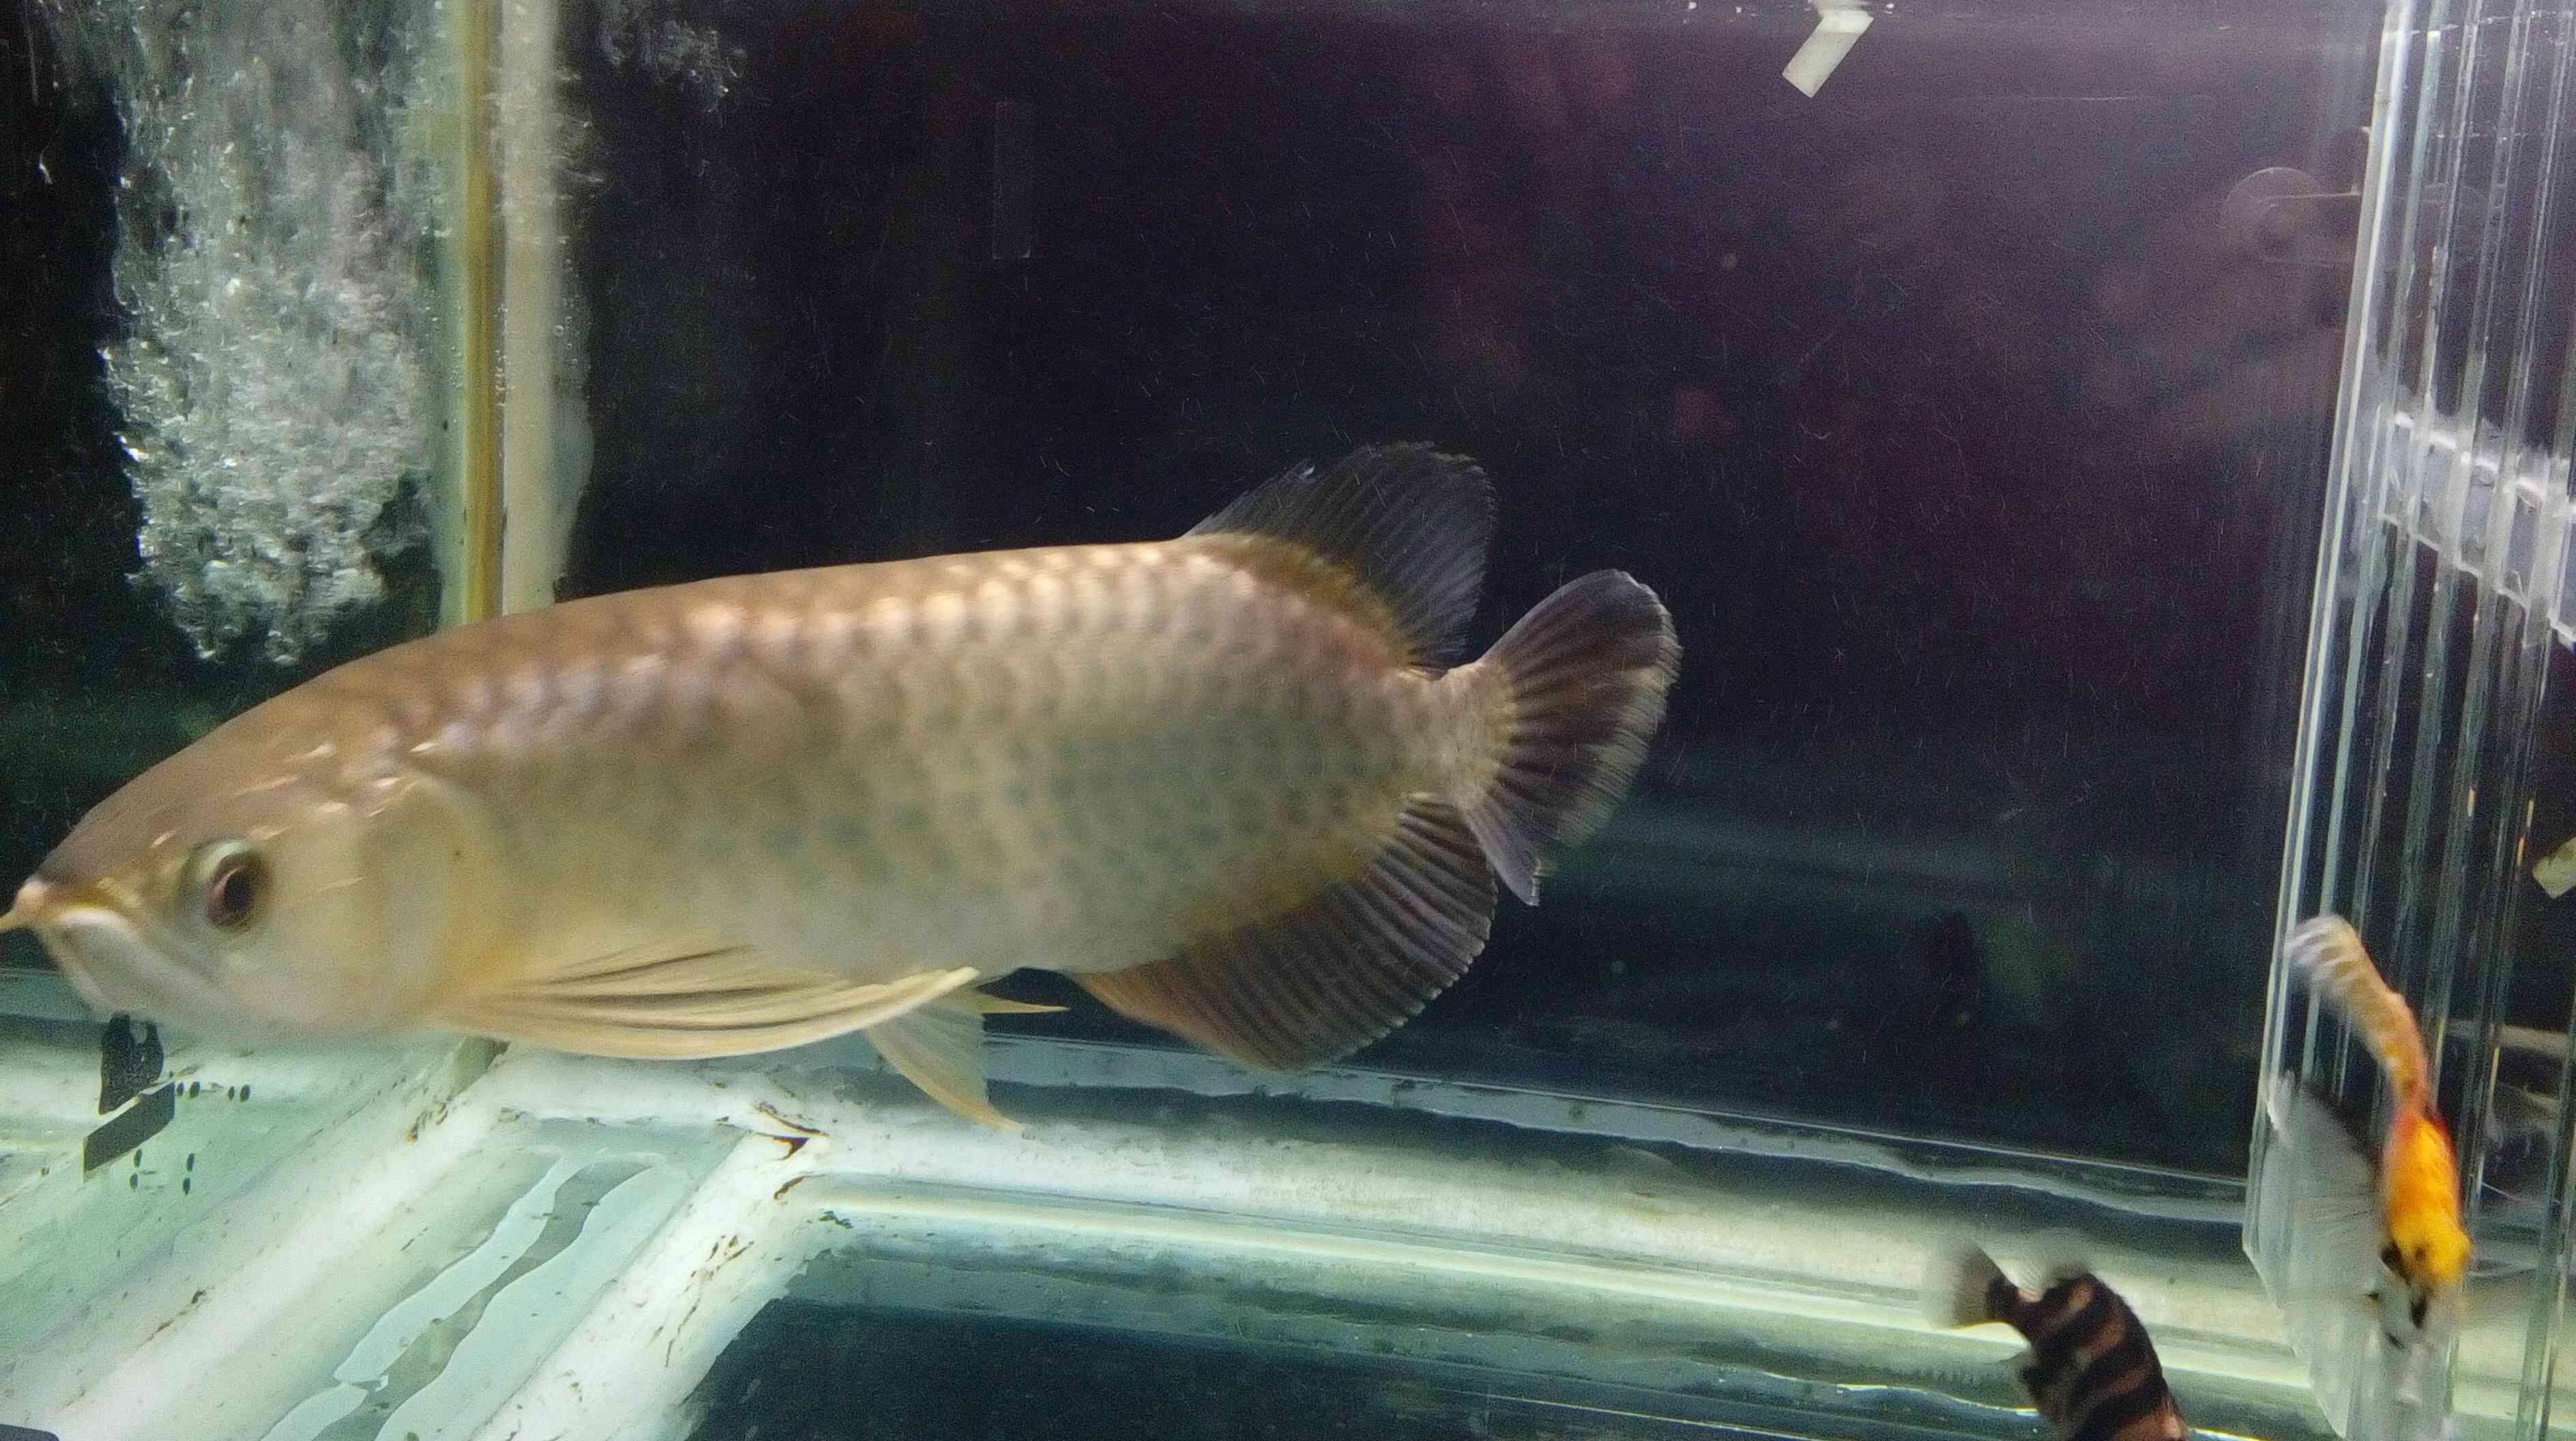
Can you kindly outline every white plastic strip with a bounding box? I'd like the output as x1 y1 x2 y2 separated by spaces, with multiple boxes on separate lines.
22 1048 499 1438
463 1134 839 1441
1782 0 1873 98
389 1163 693 1440
471 1050 2295 1380
824 1032 2244 1226
2534 832 2576 898
342 1158 585 1383
257 1159 587 1441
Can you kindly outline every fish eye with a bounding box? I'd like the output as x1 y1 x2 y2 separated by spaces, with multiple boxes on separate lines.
187 842 270 933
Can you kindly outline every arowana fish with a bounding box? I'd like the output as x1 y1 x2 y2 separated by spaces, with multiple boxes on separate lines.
2 444 1679 1126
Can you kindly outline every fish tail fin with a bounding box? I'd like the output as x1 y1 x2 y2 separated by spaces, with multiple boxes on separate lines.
1926 1243 2012 1329
2283 914 2433 1109
1454 570 1680 905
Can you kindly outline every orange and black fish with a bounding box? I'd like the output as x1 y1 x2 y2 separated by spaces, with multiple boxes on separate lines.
2280 914 2469 1338
1927 1245 2188 1441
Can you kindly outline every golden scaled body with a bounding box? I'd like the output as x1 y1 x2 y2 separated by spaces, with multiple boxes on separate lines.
5 446 1680 1126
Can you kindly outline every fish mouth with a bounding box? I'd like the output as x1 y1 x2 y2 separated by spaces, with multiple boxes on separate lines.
5 874 229 1025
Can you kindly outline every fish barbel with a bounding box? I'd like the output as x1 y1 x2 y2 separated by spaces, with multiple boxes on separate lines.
2 446 1679 1126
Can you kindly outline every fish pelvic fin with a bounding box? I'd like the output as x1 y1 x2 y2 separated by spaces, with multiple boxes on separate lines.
1186 443 1495 667
1925 1242 2012 1329
865 995 1026 1132
437 937 981 1061
1453 569 1680 905
1074 796 1495 1070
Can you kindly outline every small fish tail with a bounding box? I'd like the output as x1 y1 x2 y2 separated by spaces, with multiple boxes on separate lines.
1454 570 1680 905
1924 1242 2012 1329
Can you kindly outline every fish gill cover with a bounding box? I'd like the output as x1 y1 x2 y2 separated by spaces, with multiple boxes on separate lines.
47 0 441 664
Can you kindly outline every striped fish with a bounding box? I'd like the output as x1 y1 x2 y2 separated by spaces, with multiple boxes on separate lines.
1927 1246 2189 1441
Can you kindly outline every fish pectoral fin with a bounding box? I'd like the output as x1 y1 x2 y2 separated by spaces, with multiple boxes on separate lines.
441 939 981 1061
1074 796 1495 1071
864 996 1021 1131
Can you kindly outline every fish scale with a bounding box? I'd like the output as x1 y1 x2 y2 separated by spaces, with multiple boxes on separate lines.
373 543 1413 982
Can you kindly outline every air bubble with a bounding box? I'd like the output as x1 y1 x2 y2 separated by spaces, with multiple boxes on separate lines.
43 0 440 664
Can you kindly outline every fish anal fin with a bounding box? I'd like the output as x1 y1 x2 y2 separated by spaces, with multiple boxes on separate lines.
1076 796 1495 1070
867 996 1021 1131
1185 444 1495 667
439 937 980 1061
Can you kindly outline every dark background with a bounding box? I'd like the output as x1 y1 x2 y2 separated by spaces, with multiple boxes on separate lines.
1 0 2408 1172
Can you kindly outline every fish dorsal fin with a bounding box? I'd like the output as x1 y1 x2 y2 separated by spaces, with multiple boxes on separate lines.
1074 796 1495 1068
1186 443 1495 666
2025 1229 2101 1287
436 937 981 1060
